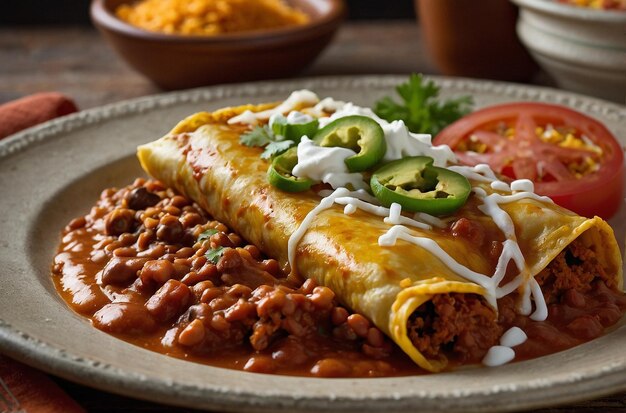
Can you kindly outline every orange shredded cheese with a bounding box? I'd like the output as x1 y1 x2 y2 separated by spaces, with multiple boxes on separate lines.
116 0 310 35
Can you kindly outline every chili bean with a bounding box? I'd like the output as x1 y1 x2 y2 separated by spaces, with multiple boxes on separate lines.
118 232 137 246
126 187 160 211
227 284 252 298
105 208 135 236
192 280 215 294
164 205 181 216
301 279 317 294
170 195 189 208
67 216 86 230
181 271 209 286
137 243 165 259
104 241 123 253
243 245 261 260
140 259 176 286
197 263 218 281
174 257 192 267
101 256 147 286
347 314 370 338
366 327 385 347
186 303 213 321
113 247 137 257
175 247 195 258
93 302 157 334
200 287 224 304
132 177 146 187
191 256 208 270
145 180 165 192
227 233 243 247
260 259 281 276
180 212 204 229
210 232 234 249
216 248 242 272
243 356 276 374
224 299 256 322
309 286 335 311
209 294 237 311
144 217 159 230
331 307 349 326
178 319 205 347
135 232 152 251
156 215 184 244
145 280 192 322
211 222 229 233
311 358 352 378
210 314 230 331
173 262 191 278
257 290 286 317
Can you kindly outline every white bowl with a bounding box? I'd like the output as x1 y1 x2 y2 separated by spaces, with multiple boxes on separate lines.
512 0 626 102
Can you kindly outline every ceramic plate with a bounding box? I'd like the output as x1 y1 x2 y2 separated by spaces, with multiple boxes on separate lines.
0 76 624 413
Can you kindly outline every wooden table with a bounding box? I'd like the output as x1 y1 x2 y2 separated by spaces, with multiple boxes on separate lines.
0 21 623 413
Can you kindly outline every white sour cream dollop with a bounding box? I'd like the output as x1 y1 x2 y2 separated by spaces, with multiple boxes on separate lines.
292 137 367 190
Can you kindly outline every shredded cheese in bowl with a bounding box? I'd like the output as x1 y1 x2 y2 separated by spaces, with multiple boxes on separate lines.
116 0 310 35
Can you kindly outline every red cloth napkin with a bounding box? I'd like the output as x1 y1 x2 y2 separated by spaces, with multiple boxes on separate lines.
0 92 78 139
0 357 85 413
0 92 83 412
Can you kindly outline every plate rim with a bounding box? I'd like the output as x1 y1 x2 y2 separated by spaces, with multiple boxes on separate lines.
1 75 625 413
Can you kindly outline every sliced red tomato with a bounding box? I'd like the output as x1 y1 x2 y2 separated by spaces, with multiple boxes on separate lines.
434 102 624 219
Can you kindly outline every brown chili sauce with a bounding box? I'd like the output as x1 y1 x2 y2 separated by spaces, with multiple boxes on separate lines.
51 179 626 377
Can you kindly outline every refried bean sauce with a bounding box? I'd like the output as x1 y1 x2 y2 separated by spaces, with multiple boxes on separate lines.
51 179 626 377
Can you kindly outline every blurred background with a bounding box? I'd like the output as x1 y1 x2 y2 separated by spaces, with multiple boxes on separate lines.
0 0 542 108
2 0 416 24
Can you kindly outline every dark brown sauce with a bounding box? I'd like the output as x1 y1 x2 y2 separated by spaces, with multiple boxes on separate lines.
51 179 626 377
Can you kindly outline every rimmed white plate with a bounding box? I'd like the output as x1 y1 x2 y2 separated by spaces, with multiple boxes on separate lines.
0 76 624 413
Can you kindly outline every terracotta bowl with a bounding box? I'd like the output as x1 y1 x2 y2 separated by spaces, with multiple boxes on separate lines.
91 0 345 90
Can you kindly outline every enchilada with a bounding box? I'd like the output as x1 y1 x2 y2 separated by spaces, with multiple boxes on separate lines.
134 91 624 372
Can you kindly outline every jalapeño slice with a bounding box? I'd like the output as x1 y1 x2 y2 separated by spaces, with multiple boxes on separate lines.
271 115 319 142
370 156 471 215
313 115 386 172
267 147 312 192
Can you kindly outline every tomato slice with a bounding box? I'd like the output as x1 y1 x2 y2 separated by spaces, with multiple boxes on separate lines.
434 102 624 219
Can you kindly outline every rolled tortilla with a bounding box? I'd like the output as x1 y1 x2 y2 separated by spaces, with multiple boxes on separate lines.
138 103 623 372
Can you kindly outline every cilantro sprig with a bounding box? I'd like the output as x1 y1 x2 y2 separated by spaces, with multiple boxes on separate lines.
198 228 218 242
374 74 473 136
240 124 295 160
205 246 225 264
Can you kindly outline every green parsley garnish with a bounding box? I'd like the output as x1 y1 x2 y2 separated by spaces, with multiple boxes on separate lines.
240 125 295 159
205 246 225 264
240 125 273 147
374 74 473 136
198 228 218 242
261 140 295 160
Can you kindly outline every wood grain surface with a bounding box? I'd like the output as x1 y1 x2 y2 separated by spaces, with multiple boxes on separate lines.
0 21 622 413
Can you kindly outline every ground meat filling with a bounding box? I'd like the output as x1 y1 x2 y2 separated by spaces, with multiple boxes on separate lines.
535 239 613 304
408 294 500 362
407 238 621 363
